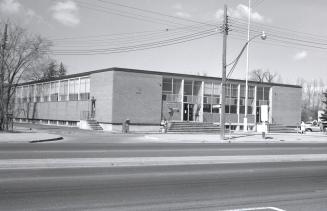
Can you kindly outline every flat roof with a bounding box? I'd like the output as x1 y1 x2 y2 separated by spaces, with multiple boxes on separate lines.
18 67 302 89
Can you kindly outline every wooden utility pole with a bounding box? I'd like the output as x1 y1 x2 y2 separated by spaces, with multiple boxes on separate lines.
0 23 8 129
220 5 228 140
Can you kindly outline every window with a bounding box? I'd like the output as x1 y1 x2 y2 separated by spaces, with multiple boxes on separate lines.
58 121 66 126
15 87 22 103
184 80 192 95
212 105 220 113
204 82 213 95
231 84 238 97
213 83 221 96
257 87 264 100
79 78 90 100
248 86 255 99
59 80 68 101
35 84 42 102
264 87 270 100
28 85 34 102
68 121 77 127
22 86 28 103
173 79 182 94
162 78 172 94
193 81 202 96
203 104 211 113
69 79 79 101
50 82 59 102
43 83 50 102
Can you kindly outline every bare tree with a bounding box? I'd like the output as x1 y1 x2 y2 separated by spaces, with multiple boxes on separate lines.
297 77 326 121
249 69 266 82
264 70 278 83
0 23 51 130
22 57 54 81
250 69 280 83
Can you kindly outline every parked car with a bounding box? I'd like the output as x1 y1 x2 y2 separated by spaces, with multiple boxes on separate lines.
304 121 321 132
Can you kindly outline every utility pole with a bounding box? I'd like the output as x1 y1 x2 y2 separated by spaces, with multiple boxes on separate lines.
244 0 251 132
0 23 8 128
220 5 228 140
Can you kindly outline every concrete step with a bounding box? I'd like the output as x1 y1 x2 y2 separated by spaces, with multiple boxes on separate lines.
86 120 103 131
168 122 221 133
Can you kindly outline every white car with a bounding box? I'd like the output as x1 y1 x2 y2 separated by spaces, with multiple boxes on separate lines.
304 121 321 132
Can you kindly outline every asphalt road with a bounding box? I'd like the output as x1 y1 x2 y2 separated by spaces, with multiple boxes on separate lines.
1 142 327 210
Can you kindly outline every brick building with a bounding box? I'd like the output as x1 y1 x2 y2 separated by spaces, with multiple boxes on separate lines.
14 67 302 132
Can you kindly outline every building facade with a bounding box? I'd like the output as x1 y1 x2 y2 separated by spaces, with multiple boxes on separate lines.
14 67 302 132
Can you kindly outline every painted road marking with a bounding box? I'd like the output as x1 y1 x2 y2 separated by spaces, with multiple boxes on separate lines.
222 207 286 211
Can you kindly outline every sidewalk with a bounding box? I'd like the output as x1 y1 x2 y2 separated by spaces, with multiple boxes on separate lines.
10 122 327 144
0 126 63 143
139 132 327 144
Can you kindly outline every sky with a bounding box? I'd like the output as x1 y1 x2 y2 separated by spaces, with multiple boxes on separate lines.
0 0 327 85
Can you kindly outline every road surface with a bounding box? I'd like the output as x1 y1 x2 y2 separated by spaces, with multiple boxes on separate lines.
1 142 327 210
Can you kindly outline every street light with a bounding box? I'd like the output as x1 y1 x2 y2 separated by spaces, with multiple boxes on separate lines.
222 31 266 137
244 31 266 132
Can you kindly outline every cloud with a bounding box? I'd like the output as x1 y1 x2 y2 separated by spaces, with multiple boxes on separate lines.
0 0 21 13
51 0 80 26
175 11 191 18
172 2 191 19
216 4 268 23
172 3 182 10
293 50 307 60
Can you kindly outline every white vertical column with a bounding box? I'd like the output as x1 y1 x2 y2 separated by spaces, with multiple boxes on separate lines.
253 86 257 115
78 77 81 101
49 83 52 102
180 79 184 121
33 85 36 103
269 87 272 124
58 80 61 101
237 84 241 130
67 80 70 101
200 81 204 122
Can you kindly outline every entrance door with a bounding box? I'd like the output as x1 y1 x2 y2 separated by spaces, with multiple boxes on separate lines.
183 103 194 121
256 107 260 123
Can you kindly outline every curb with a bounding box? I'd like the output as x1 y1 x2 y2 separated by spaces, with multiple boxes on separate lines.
29 137 63 143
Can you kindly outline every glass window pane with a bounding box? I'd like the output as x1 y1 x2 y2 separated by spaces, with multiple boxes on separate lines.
80 78 90 100
264 87 270 100
184 80 192 95
43 83 50 102
257 87 264 100
204 82 212 95
163 78 172 93
213 83 221 96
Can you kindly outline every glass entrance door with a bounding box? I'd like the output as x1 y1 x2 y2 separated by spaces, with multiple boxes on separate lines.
183 103 194 121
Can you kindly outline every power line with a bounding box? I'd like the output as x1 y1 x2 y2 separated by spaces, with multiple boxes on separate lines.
47 29 219 55
94 0 217 27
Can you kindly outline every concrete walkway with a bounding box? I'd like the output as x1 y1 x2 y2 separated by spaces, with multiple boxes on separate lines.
7 123 327 144
140 132 327 144
0 127 63 143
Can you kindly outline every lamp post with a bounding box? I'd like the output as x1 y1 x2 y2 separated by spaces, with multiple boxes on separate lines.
221 31 266 138
243 31 266 132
